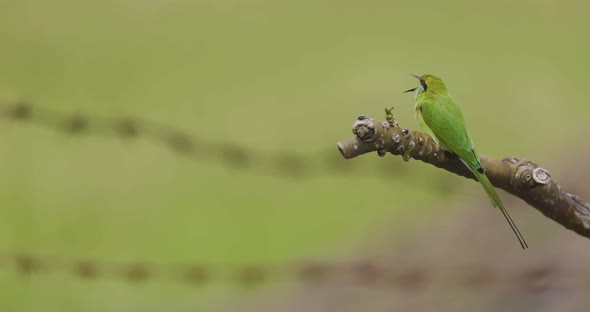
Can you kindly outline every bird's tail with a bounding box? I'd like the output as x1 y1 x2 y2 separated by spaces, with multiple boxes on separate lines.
473 169 528 249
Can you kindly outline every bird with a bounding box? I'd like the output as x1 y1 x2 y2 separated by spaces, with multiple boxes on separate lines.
404 74 528 249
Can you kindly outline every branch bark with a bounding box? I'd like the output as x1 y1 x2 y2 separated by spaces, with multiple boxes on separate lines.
336 108 590 239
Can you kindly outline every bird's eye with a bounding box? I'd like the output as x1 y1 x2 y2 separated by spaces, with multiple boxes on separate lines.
420 79 427 91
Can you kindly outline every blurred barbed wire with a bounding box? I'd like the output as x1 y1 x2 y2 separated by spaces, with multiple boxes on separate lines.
0 252 584 293
0 101 413 180
5 101 557 293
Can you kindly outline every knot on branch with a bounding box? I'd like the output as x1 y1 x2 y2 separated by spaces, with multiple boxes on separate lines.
532 167 551 185
352 117 377 142
514 160 552 188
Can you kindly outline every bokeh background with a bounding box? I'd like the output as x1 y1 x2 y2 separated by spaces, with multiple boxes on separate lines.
1 0 590 311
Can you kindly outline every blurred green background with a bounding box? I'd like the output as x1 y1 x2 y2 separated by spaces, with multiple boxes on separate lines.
1 0 589 311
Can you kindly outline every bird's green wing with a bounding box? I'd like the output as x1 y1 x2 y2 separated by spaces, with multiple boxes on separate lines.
418 96 482 171
417 93 528 249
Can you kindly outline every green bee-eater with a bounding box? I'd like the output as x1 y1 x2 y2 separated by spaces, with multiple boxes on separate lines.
405 74 528 249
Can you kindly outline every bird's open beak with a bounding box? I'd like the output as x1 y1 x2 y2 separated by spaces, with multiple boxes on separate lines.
403 74 421 93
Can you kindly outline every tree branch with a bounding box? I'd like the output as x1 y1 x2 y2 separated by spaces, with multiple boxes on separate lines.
336 108 590 239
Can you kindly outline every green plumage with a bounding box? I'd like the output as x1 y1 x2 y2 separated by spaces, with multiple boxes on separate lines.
407 74 528 249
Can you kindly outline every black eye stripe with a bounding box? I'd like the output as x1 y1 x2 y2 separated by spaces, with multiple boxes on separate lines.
420 79 427 91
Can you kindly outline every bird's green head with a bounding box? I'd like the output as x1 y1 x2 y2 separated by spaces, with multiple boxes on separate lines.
404 74 447 97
